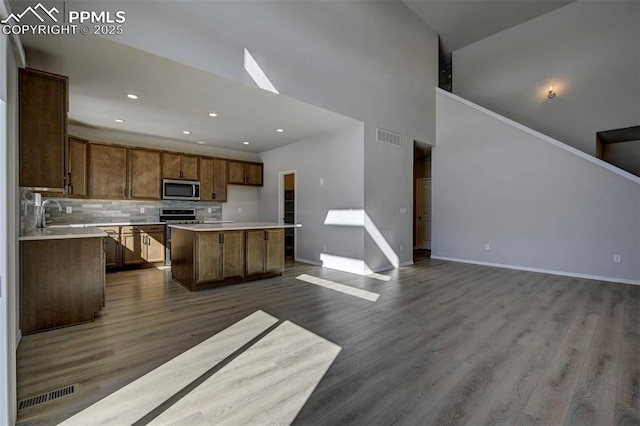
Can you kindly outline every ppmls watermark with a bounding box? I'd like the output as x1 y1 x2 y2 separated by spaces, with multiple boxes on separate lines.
1 2 126 35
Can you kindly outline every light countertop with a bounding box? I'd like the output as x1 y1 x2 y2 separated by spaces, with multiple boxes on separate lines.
49 221 166 228
20 227 108 241
169 222 301 232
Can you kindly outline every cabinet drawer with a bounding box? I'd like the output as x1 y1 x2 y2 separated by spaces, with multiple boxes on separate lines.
99 226 120 235
139 225 165 233
121 226 137 235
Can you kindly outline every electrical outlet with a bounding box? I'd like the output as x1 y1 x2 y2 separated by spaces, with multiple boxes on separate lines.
614 255 621 263
400 207 407 215
139 207 145 214
208 207 212 214
485 243 490 251
399 244 404 251
237 207 242 214
66 206 72 214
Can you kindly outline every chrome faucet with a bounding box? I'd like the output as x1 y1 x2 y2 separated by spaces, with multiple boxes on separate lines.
37 199 63 229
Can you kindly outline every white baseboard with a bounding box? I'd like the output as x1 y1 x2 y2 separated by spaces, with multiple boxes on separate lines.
430 256 640 286
295 258 322 266
399 260 414 267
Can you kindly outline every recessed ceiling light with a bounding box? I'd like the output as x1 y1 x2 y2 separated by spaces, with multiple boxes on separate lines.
115 118 125 123
243 141 250 145
276 128 284 133
197 141 205 145
127 93 138 100
208 112 218 117
183 130 191 135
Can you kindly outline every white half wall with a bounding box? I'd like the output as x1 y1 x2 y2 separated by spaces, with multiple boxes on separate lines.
259 124 365 270
433 89 640 283
453 0 640 156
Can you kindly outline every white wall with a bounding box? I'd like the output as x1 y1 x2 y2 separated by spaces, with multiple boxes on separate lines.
433 90 640 283
1 29 19 426
259 124 365 268
453 1 640 156
95 0 438 270
222 186 259 223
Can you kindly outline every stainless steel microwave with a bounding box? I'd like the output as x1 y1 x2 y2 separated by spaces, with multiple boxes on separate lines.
162 179 201 201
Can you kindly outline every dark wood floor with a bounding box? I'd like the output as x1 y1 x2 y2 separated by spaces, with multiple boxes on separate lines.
15 259 640 425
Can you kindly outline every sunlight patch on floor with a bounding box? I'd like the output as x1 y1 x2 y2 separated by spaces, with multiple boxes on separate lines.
296 273 380 302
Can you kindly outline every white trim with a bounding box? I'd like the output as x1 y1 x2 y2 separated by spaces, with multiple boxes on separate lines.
431 255 640 286
278 169 297 260
0 0 26 67
436 88 640 185
295 257 322 266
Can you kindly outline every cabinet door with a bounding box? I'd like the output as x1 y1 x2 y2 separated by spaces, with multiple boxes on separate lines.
19 68 68 191
228 161 246 184
67 137 87 198
246 163 263 186
129 148 161 199
266 229 284 272
162 153 182 179
181 155 199 180
199 157 214 201
144 231 166 263
122 233 145 265
101 228 120 268
222 231 245 278
89 144 128 199
246 230 266 275
212 159 228 201
196 232 223 283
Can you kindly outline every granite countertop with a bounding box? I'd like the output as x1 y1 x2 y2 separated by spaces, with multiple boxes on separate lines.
49 221 167 228
169 222 301 232
20 227 108 241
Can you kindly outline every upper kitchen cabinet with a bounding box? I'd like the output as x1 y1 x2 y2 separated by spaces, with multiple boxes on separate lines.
199 157 228 202
162 153 199 180
89 143 127 199
19 68 68 192
66 136 88 198
129 148 162 200
228 161 263 186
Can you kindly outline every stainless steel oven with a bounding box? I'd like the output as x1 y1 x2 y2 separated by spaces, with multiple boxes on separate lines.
162 179 201 201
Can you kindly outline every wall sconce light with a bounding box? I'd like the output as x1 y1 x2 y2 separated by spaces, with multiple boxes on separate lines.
548 86 556 99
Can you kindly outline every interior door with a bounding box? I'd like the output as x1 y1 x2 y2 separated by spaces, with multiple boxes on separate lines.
416 178 431 249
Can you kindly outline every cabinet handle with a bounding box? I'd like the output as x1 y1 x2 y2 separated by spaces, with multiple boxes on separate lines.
218 233 224 244
265 231 269 241
69 185 74 195
212 192 215 200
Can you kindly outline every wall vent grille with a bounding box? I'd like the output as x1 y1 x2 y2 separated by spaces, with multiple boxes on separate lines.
376 128 401 147
18 384 77 410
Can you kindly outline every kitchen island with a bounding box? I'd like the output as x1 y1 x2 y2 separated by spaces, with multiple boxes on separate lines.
169 222 301 291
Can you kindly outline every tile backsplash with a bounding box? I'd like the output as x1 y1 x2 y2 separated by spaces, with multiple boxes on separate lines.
20 189 223 230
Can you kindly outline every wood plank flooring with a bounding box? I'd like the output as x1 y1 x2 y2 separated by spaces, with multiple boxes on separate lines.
15 259 640 425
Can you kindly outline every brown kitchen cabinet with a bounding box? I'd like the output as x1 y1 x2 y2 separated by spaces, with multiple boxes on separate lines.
129 148 162 199
163 153 199 180
199 157 228 201
19 68 69 192
89 143 128 199
122 225 166 265
246 229 284 275
228 161 263 186
67 136 88 198
195 230 244 284
20 237 104 334
100 226 121 268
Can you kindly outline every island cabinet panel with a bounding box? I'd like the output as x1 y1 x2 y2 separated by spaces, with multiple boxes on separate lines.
196 232 223 283
67 137 88 198
20 237 104 334
129 148 162 199
246 229 284 275
222 231 245 278
89 144 128 199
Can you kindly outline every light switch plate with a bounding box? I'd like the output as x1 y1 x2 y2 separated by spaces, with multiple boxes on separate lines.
66 206 72 214
139 207 145 214
400 207 408 215
208 208 212 213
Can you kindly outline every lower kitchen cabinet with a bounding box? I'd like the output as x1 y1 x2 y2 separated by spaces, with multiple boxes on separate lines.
20 237 104 334
195 231 244 284
100 225 165 268
246 229 284 275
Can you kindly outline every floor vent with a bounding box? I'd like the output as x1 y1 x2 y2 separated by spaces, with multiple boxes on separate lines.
376 127 401 147
18 384 77 410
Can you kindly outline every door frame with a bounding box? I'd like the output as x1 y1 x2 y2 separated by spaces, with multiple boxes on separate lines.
277 169 297 260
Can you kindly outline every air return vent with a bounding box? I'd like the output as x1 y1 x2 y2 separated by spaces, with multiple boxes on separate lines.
376 128 401 147
18 384 77 410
